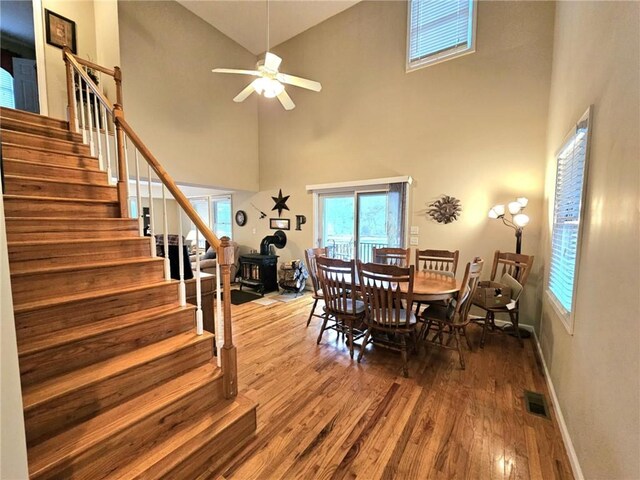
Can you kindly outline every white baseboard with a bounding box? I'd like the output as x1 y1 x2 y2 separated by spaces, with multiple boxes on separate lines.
531 330 584 480
471 315 584 478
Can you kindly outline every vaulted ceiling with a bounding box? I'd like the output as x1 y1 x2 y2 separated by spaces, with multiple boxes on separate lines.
177 0 361 55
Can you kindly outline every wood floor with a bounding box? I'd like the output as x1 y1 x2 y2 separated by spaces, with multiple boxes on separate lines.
210 294 573 480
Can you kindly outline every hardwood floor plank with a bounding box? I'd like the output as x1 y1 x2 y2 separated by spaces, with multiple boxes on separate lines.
210 294 573 480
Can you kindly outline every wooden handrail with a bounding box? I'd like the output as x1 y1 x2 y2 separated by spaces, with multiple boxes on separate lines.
64 50 114 112
113 112 221 250
70 54 116 77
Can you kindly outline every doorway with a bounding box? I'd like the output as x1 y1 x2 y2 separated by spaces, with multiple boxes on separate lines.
0 1 40 113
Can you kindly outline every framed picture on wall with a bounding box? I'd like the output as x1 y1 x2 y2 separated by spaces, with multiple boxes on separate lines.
270 218 290 230
45 9 77 53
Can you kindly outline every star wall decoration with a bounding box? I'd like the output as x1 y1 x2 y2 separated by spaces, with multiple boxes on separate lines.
271 189 290 217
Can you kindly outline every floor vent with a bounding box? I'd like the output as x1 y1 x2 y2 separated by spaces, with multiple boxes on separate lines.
524 390 550 419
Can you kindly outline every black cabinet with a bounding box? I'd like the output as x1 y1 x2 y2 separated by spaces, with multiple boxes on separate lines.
239 254 278 295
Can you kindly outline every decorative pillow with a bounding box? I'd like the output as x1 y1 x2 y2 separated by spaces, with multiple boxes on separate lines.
202 247 216 260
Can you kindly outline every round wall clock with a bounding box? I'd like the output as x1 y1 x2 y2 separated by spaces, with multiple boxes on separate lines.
235 210 247 226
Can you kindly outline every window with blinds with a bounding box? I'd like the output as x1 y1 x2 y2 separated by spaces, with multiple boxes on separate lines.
0 68 15 109
407 0 477 71
548 108 592 329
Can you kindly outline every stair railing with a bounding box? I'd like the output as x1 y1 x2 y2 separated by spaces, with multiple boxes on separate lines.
62 48 237 398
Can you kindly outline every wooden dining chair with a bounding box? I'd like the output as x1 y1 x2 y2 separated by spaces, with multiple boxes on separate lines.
304 247 328 327
357 261 416 377
420 258 484 369
315 256 366 359
414 248 459 314
372 247 410 267
473 251 535 347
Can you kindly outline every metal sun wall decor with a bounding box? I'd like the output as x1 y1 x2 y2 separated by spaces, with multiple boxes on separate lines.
271 189 290 217
428 195 462 224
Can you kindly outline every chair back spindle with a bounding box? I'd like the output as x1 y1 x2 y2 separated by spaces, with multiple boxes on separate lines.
304 247 328 295
316 256 358 315
358 262 414 328
415 249 459 276
372 247 410 267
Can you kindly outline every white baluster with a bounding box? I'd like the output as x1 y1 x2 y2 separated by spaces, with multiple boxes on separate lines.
85 81 95 156
78 78 87 144
102 107 112 182
178 208 186 306
215 260 223 365
123 133 131 216
134 149 143 236
195 229 203 335
162 185 171 281
147 164 155 257
93 100 103 170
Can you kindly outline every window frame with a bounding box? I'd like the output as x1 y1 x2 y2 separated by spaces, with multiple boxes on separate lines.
406 0 478 72
546 106 593 334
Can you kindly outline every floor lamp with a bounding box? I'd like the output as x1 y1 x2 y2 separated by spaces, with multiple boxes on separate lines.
488 197 531 338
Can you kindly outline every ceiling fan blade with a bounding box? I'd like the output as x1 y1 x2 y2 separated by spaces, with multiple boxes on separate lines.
233 84 255 103
277 73 322 92
212 68 260 76
276 90 295 111
264 52 282 71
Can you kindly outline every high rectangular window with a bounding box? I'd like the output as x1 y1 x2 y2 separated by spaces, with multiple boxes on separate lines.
407 0 477 71
548 108 592 332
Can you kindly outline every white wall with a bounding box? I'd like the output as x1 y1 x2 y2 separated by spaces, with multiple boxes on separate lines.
234 0 556 327
117 0 259 192
0 195 29 480
539 2 640 478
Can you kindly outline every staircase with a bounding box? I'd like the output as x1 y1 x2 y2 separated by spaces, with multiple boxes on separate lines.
1 106 256 479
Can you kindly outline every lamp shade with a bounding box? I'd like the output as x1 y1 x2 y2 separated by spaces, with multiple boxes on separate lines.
492 204 505 217
488 208 499 219
186 229 198 243
516 196 529 208
508 201 523 215
513 213 530 228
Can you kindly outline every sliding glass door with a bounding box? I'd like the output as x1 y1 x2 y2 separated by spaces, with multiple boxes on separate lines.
318 183 406 261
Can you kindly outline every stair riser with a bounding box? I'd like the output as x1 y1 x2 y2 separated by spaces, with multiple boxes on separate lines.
3 197 120 218
164 408 257 480
15 283 180 340
4 177 118 201
36 377 224 480
2 130 90 154
2 144 99 169
21 311 196 423
5 218 139 242
9 239 150 271
2 159 107 184
0 107 68 129
25 338 215 454
1 117 80 142
11 261 165 306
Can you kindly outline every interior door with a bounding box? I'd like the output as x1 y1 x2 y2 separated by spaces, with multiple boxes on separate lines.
12 58 39 113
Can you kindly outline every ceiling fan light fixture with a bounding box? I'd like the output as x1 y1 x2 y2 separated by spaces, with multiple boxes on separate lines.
252 77 284 98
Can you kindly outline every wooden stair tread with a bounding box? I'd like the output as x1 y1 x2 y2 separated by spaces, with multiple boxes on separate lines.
22 331 215 412
1 142 96 159
0 107 67 127
28 361 223 478
10 256 163 277
0 116 80 140
3 174 112 188
3 194 117 204
13 280 176 314
2 156 102 172
1 128 83 146
19 303 192 357
113 394 255 480
8 237 147 248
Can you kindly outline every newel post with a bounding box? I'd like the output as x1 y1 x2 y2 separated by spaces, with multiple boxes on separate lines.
62 47 77 132
114 66 123 108
218 236 238 398
113 104 129 218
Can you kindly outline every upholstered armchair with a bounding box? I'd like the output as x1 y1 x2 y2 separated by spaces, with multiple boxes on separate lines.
189 240 240 282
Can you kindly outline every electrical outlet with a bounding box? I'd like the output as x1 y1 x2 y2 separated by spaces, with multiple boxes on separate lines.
410 225 419 235
410 236 419 246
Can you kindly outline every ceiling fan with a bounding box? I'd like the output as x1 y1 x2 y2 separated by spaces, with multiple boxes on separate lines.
212 53 321 110
211 0 321 110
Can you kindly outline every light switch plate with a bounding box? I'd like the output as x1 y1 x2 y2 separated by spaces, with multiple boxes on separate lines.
410 226 419 235
410 236 419 246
